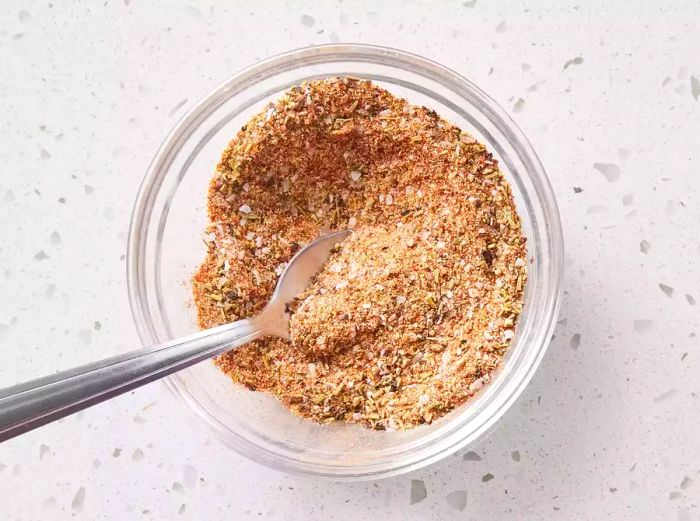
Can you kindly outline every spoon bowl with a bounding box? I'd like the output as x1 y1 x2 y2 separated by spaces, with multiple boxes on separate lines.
262 229 350 339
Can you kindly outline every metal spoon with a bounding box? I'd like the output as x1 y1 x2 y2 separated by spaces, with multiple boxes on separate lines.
0 230 350 442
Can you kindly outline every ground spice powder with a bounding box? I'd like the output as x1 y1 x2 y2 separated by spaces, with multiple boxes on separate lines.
192 78 527 430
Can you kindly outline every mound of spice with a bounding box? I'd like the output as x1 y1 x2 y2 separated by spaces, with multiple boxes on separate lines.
192 78 527 430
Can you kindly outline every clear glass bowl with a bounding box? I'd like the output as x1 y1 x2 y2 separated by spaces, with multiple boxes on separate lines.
127 44 563 480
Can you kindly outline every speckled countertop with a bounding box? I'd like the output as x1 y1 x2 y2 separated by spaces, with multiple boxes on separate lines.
1 1 699 519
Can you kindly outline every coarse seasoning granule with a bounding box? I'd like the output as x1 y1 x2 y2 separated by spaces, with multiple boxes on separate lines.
192 78 527 430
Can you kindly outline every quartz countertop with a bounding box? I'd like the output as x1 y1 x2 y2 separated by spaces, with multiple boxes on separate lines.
1 1 698 519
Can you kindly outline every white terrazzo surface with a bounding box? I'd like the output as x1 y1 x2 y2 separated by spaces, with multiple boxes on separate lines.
1 1 699 519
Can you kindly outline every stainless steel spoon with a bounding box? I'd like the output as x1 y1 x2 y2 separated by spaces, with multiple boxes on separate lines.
0 230 350 442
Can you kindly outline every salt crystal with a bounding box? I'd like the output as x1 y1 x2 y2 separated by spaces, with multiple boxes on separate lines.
350 170 362 182
238 204 252 214
395 295 407 304
514 258 525 267
348 216 357 227
362 303 372 309
385 194 393 205
469 377 485 391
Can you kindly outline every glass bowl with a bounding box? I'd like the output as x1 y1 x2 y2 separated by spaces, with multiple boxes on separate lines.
127 44 563 480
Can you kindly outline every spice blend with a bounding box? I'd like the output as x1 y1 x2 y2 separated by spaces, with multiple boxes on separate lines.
192 78 527 430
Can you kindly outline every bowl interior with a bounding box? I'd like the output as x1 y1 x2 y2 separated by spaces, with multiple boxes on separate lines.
128 45 561 478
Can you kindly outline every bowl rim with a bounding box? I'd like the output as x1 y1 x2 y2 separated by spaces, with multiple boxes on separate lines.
127 43 564 480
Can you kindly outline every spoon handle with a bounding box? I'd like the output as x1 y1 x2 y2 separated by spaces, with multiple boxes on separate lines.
0 318 264 442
